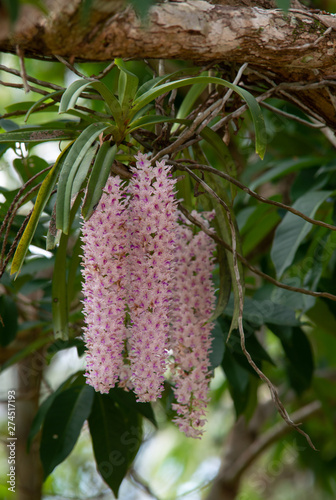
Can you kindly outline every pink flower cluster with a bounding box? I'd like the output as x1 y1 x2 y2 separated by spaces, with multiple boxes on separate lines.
81 152 216 437
170 212 216 438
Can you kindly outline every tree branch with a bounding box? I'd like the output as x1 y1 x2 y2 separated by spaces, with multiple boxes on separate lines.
1 0 336 126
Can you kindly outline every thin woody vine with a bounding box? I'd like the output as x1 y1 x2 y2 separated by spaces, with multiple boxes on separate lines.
1 58 336 450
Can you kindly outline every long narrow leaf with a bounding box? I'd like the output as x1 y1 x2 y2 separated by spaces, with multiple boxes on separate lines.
24 90 63 122
52 194 83 339
126 115 188 134
56 122 108 233
131 76 266 159
59 79 123 125
82 142 117 220
0 127 78 143
115 58 139 111
204 172 245 337
10 145 73 276
210 244 232 322
70 144 98 199
134 67 199 100
174 80 208 127
201 126 238 199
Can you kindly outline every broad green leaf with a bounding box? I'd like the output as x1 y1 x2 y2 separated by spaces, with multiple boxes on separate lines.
115 59 139 111
223 296 301 327
89 392 142 497
131 76 266 159
56 122 108 233
227 328 275 375
222 343 251 416
208 320 225 370
250 156 327 191
268 325 314 394
210 245 231 322
24 91 63 122
0 118 19 131
108 388 157 428
271 190 332 278
240 204 281 256
10 144 73 276
82 142 117 220
13 155 49 184
40 382 94 478
52 194 83 340
0 295 18 347
27 371 85 452
59 79 123 125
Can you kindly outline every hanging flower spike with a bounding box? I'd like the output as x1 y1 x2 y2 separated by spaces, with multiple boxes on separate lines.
127 153 179 402
81 175 129 394
170 212 216 438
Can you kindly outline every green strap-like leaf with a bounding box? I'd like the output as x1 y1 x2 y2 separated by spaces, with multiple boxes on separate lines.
0 127 78 143
115 58 139 112
200 126 238 199
131 76 266 159
56 122 108 233
203 172 245 337
174 80 208 126
10 144 73 276
210 244 232 323
126 115 188 135
52 193 83 340
24 90 63 122
70 144 98 200
134 67 199 100
59 79 123 125
67 234 83 305
82 142 117 220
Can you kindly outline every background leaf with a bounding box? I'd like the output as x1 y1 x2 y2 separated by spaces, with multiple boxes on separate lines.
271 190 332 277
40 378 94 479
89 392 142 497
0 295 18 346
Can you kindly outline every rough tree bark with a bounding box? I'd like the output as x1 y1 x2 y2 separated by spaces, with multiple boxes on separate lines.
1 0 336 127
